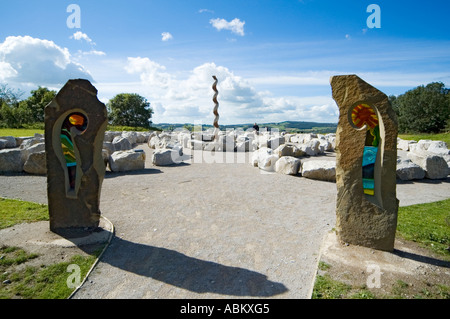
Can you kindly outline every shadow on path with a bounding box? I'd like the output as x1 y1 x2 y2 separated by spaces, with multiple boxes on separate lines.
101 237 289 297
393 249 450 268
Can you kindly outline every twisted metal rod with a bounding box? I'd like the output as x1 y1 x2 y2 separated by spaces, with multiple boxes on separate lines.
212 75 219 140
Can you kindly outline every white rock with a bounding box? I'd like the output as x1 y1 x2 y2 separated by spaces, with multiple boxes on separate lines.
109 150 146 172
19 137 45 150
301 160 336 182
407 150 449 179
397 139 417 151
275 156 301 175
122 131 138 145
23 151 46 175
0 136 16 148
112 136 132 151
300 139 321 156
136 132 151 143
236 140 251 152
0 149 24 172
426 141 449 155
396 158 426 181
267 136 285 149
251 147 273 167
258 154 280 172
189 140 206 150
102 142 115 156
152 148 182 166
104 131 121 143
274 144 305 158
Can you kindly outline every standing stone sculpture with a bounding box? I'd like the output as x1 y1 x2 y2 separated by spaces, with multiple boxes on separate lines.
45 79 108 233
330 74 399 251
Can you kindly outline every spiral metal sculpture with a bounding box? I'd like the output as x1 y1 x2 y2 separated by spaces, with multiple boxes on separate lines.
212 75 220 140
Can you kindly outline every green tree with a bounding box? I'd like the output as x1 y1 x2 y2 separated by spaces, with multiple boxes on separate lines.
390 82 450 133
0 84 28 128
18 86 57 123
107 93 153 128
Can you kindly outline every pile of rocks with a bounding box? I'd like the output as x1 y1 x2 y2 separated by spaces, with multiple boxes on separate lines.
0 133 46 174
103 131 151 172
396 138 450 180
250 132 337 182
1 129 449 182
0 131 152 174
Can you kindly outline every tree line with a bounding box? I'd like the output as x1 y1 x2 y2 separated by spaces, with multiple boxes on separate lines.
0 85 153 129
1 82 448 133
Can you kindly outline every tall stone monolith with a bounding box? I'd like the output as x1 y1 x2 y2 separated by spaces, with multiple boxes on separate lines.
330 74 399 251
45 79 108 233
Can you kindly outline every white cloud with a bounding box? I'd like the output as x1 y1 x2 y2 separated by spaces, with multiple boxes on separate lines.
77 49 106 56
122 57 339 124
210 18 245 36
199 9 214 14
71 31 95 45
125 57 173 89
161 32 173 42
0 35 93 86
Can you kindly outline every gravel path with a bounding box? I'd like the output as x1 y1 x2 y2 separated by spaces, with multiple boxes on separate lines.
0 145 449 299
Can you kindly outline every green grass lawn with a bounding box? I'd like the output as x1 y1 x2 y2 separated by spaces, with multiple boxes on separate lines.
399 132 450 146
313 198 450 299
0 198 48 230
0 128 44 138
396 198 450 258
0 198 101 299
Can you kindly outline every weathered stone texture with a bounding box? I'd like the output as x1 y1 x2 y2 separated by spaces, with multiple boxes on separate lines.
45 79 108 232
331 74 399 252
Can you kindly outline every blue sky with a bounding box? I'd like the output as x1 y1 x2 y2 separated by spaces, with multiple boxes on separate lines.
1 0 449 124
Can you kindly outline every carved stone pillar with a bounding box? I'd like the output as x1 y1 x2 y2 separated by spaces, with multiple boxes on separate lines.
44 79 108 232
330 74 399 251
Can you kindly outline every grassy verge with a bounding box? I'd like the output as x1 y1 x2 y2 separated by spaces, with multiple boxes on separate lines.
396 198 450 258
0 128 44 138
0 198 103 299
0 198 48 230
313 198 450 299
0 125 160 138
398 132 450 145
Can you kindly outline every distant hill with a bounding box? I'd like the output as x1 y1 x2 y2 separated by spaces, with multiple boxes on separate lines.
154 121 337 133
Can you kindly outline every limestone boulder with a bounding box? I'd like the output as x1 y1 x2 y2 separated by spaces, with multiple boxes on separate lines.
189 140 206 150
407 150 449 179
275 156 301 175
301 160 336 182
112 136 132 151
274 144 305 158
397 138 417 151
152 148 182 166
109 150 146 172
23 151 47 175
396 158 425 181
251 147 273 167
122 131 138 145
267 136 285 150
0 149 24 172
136 132 151 143
236 140 251 152
0 136 17 149
102 142 115 157
299 139 321 156
104 131 121 143
258 154 280 172
19 136 45 150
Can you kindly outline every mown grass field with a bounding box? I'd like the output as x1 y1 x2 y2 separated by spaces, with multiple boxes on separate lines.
0 198 101 299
